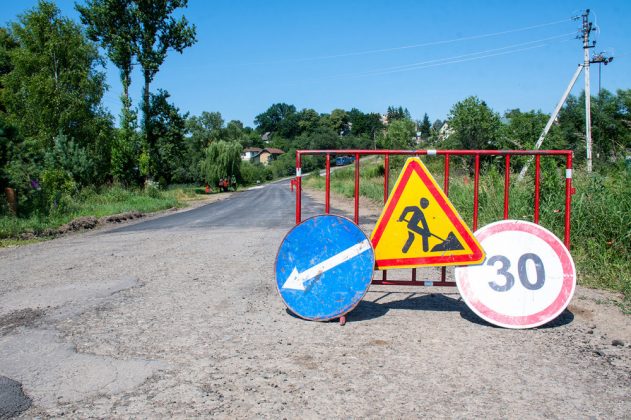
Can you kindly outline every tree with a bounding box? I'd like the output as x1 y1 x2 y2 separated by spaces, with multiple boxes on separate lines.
296 108 320 134
419 113 431 141
347 108 383 148
254 103 297 137
199 140 243 186
499 109 549 149
148 89 188 184
2 1 113 188
382 119 416 149
327 108 350 136
224 120 244 142
591 89 630 161
447 96 501 150
387 106 411 122
0 28 18 114
77 0 136 134
134 1 196 152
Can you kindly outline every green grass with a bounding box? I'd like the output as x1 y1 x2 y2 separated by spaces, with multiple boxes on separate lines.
0 184 209 241
304 157 631 311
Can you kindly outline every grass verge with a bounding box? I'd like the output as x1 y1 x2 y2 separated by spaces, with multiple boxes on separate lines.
0 184 210 243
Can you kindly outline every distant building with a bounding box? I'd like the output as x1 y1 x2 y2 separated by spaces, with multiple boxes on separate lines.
438 122 454 142
242 147 262 161
241 147 285 166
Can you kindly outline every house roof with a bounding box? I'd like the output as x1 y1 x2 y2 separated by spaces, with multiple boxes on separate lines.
263 148 285 155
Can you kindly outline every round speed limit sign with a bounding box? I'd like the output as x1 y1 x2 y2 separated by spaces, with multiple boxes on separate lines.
455 220 576 329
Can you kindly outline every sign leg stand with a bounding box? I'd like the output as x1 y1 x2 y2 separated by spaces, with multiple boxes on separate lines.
339 315 346 326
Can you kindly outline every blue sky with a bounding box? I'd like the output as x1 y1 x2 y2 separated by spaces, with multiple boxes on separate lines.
1 1 629 127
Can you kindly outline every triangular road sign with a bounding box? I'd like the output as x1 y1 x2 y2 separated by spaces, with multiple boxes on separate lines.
371 157 485 269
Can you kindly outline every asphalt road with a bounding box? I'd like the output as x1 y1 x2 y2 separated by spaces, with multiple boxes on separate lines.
111 179 322 232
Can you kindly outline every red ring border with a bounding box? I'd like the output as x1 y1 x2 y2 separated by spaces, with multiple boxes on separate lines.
456 220 576 329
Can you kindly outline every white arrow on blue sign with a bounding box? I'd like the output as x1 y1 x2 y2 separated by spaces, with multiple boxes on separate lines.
275 215 375 321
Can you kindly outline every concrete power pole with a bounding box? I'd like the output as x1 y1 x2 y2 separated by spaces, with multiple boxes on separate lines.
581 9 594 173
519 10 612 180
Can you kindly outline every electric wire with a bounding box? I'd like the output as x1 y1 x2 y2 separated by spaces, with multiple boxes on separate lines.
350 32 576 75
257 17 573 64
288 34 575 84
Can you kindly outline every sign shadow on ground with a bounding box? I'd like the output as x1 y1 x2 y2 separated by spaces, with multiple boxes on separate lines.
344 292 575 328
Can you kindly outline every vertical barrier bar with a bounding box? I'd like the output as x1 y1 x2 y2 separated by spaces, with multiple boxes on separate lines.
383 154 389 283
564 153 573 248
384 154 390 203
441 154 450 283
503 155 511 219
354 153 360 224
473 154 480 231
325 154 331 214
443 154 450 194
295 152 302 224
534 155 541 224
412 268 417 282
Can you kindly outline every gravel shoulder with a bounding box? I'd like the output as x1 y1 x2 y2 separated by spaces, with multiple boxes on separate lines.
0 184 629 418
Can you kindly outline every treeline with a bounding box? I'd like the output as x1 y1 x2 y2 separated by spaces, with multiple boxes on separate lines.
1 1 630 219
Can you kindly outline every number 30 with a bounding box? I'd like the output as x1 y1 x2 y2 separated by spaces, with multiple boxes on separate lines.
487 253 545 292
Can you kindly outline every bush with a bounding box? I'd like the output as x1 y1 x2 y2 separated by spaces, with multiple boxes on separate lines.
241 161 271 185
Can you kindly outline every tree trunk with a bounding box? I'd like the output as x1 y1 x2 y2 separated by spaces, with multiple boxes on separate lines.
142 70 152 178
4 187 17 216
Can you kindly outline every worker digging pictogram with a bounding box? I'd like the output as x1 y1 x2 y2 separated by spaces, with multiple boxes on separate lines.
398 197 465 254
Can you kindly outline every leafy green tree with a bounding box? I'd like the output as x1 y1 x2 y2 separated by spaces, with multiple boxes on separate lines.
447 96 501 150
148 89 188 184
382 119 416 149
499 109 551 149
1 1 113 189
296 108 320 134
556 94 586 162
224 120 244 142
77 0 136 134
199 140 243 186
326 109 350 136
185 111 225 180
0 28 18 113
591 89 630 161
254 103 298 137
133 0 196 163
0 117 17 192
348 108 383 137
295 125 339 150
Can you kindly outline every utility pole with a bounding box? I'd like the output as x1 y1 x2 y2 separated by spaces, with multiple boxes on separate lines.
519 10 613 179
582 9 594 173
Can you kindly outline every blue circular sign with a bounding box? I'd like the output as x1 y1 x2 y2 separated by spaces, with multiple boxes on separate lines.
275 215 375 321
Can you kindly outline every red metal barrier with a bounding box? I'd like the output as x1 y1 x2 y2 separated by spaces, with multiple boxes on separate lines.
294 149 575 287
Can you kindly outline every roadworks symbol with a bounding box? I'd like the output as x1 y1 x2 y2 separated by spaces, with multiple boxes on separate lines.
370 157 485 269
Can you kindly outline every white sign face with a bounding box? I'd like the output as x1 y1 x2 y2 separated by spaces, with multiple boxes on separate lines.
455 220 576 329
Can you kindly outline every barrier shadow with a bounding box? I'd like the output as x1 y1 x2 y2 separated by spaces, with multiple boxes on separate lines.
346 292 575 329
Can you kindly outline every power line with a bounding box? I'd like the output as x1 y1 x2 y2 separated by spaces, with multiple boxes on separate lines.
350 32 576 76
288 34 574 84
252 17 573 64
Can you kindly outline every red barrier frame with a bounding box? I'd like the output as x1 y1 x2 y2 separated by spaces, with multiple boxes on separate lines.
295 149 575 287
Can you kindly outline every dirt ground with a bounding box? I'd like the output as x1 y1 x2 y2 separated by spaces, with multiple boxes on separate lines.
0 186 629 418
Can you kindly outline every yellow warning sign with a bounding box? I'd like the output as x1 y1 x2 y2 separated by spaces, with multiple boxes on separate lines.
370 157 485 269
